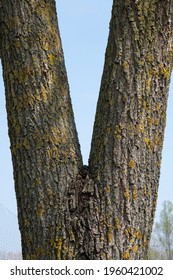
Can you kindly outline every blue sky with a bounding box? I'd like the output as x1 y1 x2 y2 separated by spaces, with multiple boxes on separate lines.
0 0 172 223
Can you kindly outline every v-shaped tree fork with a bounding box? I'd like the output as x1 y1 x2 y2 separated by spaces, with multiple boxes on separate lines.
0 0 172 259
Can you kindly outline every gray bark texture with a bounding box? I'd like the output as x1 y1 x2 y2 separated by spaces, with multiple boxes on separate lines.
0 0 172 259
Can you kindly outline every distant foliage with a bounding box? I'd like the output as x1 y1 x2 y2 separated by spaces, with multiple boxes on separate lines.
149 201 173 260
0 251 22 260
0 203 22 259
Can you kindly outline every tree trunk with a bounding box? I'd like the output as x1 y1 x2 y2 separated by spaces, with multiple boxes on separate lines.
0 0 82 259
89 0 173 259
0 0 172 259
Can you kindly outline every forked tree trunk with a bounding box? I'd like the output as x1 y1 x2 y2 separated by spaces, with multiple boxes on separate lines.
0 0 172 259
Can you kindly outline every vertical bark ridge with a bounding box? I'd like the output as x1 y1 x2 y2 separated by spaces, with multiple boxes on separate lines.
89 0 173 259
0 0 82 259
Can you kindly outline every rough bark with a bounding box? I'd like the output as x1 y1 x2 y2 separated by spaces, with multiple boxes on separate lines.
89 0 173 259
0 0 172 259
0 0 83 259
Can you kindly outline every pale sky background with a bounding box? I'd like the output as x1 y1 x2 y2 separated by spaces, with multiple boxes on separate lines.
0 0 172 226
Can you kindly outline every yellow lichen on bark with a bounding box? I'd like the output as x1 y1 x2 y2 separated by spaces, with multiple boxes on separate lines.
128 160 136 169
